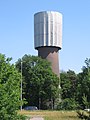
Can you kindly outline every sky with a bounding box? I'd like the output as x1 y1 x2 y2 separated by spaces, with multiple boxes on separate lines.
0 0 90 74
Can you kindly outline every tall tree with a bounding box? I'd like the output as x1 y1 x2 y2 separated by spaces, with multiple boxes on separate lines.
16 54 59 109
60 70 77 99
77 58 90 109
77 58 90 119
59 70 78 110
0 53 25 120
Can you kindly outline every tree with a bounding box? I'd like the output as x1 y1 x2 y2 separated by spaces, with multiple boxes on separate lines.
59 70 79 110
60 70 77 99
76 58 90 109
16 54 59 110
0 53 25 120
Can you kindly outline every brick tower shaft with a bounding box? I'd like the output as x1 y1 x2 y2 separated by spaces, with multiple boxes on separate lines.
38 47 60 77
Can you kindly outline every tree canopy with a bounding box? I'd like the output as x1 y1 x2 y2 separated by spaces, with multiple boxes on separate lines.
1 52 90 112
76 58 90 109
0 53 25 120
59 58 90 110
16 54 59 109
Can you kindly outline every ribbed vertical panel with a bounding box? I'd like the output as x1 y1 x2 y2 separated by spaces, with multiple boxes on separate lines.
34 11 62 49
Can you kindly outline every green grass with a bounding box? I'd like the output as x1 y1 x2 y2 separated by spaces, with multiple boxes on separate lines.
18 110 80 120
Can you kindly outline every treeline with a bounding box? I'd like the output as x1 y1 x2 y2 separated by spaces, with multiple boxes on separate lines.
0 53 90 119
59 59 90 110
16 54 90 110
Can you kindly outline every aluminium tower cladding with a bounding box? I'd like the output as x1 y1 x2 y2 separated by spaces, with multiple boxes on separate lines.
34 11 62 77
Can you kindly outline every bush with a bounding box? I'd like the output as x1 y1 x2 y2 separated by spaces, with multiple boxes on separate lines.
57 98 79 110
77 110 90 120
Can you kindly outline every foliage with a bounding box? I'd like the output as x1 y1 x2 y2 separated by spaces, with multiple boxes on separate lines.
77 110 90 120
0 53 25 120
57 98 79 110
16 54 59 110
60 70 77 99
15 54 90 111
77 58 90 120
59 70 78 110
76 58 90 109
60 58 90 110
82 95 90 109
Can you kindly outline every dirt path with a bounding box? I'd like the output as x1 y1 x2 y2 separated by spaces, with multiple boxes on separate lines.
30 116 44 120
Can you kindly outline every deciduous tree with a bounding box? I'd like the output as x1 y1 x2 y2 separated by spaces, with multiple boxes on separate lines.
16 54 59 109
0 53 25 120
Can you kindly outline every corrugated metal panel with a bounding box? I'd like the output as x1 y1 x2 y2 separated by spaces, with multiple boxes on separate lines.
34 11 62 49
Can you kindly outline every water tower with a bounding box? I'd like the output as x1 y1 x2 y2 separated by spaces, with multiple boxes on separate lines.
34 11 62 77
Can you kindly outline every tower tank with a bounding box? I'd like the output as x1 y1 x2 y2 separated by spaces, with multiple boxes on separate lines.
34 11 62 77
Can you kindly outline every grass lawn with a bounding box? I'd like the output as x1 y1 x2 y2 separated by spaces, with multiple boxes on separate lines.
18 110 80 120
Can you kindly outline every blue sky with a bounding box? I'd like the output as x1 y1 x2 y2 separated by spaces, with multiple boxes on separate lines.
0 0 90 73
